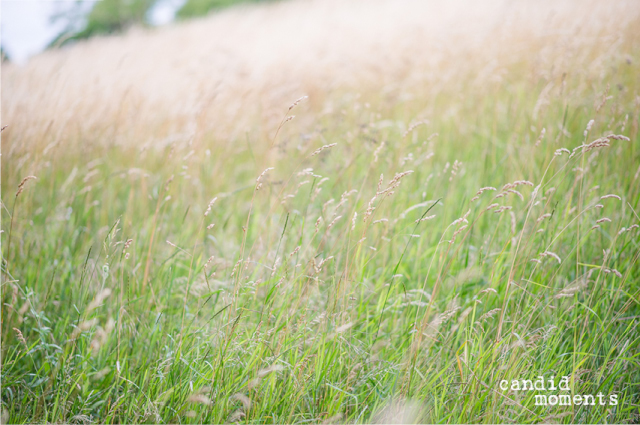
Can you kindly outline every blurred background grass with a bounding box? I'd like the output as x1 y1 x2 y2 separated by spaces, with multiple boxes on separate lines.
2 0 640 423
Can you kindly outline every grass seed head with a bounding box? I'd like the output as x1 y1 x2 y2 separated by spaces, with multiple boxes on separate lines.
288 95 308 111
16 176 37 197
204 197 218 216
13 328 28 350
311 143 337 157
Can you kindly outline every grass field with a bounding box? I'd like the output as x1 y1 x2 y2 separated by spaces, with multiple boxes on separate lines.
2 0 640 423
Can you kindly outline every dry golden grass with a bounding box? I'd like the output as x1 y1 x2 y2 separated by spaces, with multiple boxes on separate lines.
3 0 638 155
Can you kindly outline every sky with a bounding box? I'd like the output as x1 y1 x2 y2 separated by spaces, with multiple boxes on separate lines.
1 0 184 64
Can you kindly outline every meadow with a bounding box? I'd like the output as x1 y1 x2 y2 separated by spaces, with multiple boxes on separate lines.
1 0 640 423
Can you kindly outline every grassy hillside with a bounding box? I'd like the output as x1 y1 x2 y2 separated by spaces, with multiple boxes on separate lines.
2 0 639 423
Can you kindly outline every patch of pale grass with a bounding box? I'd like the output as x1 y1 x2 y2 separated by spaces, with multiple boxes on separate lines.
3 0 638 156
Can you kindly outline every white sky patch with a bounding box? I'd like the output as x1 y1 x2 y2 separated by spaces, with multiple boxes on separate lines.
1 0 184 64
1 0 74 64
147 0 187 26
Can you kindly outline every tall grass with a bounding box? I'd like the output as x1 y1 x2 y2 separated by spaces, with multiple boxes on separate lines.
2 0 640 423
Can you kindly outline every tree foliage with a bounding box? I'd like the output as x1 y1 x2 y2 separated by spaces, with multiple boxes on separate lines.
1 45 9 62
49 0 275 48
50 0 158 47
49 0 276 47
175 0 269 20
